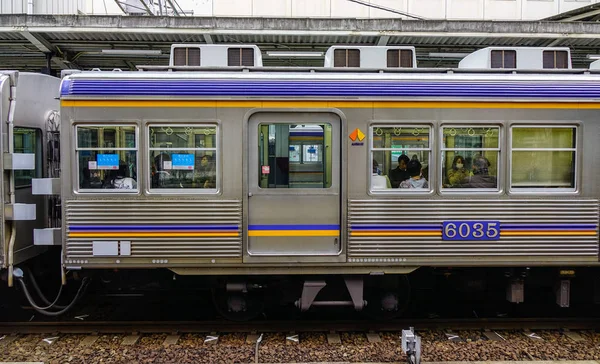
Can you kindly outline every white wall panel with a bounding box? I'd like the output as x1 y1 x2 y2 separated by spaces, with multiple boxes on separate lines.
447 0 484 19
2 0 600 19
559 0 592 13
408 0 446 19
291 0 330 17
331 0 369 17
214 0 252 16
0 0 26 14
484 0 521 20
368 0 407 18
521 0 558 20
187 0 213 16
253 0 292 16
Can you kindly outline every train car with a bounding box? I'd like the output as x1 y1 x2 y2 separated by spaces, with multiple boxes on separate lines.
0 71 61 286
58 46 599 319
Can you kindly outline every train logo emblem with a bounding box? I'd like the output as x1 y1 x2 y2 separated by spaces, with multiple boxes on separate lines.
349 128 365 146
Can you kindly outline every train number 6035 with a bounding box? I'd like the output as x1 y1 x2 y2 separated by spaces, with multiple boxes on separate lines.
442 221 500 241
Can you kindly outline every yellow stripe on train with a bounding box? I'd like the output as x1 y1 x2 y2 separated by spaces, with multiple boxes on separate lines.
248 230 340 237
60 100 600 110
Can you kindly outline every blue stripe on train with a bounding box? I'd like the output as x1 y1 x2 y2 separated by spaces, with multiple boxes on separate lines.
248 224 340 230
60 79 600 98
69 225 239 231
351 224 597 230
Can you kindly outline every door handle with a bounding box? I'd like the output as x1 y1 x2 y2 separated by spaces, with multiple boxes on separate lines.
248 192 253 197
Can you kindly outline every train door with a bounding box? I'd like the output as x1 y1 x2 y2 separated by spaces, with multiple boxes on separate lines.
246 112 343 262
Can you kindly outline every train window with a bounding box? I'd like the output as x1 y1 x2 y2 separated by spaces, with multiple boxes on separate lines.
510 126 576 190
148 125 217 191
14 128 42 188
76 125 138 191
370 125 431 191
441 126 500 190
258 123 332 188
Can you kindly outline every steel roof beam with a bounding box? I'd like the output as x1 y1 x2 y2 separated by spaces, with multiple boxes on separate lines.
563 8 600 22
377 36 390 46
20 31 76 70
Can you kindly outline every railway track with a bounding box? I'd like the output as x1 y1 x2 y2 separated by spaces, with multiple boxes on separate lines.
2 318 600 363
1 317 599 334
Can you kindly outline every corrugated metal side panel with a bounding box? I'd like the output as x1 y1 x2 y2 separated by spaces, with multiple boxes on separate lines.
32 0 79 14
0 0 26 14
65 200 242 259
348 199 599 258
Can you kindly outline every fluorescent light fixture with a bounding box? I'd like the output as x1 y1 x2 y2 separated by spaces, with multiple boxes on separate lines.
428 52 470 58
587 55 600 60
266 51 324 58
101 49 162 56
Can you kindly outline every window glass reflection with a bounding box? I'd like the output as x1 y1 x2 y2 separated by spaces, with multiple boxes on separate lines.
149 126 217 190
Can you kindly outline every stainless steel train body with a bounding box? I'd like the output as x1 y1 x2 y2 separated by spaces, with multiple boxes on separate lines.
59 69 599 277
0 71 60 276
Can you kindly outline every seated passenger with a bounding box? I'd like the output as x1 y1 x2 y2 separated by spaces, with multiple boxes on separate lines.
399 160 429 189
389 154 410 188
194 154 216 188
112 163 137 189
464 156 496 188
447 155 470 187
371 159 391 189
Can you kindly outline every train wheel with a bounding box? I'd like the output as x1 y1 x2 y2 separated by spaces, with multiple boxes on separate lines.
363 275 411 320
211 287 264 321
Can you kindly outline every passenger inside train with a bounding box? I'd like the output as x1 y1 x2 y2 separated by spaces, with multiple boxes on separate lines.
464 156 497 188
399 160 429 189
389 154 411 188
447 155 470 187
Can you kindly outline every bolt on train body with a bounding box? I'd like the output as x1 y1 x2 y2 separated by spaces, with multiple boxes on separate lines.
20 44 600 318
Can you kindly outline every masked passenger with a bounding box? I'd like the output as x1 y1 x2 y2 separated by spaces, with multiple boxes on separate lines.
448 155 470 187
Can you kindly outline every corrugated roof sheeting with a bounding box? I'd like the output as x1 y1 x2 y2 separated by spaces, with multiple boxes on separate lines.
40 32 207 44
211 34 379 44
0 32 27 41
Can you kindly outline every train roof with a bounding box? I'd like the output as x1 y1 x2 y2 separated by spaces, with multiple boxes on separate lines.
60 68 600 101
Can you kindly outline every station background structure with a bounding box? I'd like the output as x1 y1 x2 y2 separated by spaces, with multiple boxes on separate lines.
2 1 600 73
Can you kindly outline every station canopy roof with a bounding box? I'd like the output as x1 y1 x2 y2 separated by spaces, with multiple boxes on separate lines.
2 14 600 73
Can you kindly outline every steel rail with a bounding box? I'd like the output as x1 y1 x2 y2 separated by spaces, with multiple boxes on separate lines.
0 317 599 334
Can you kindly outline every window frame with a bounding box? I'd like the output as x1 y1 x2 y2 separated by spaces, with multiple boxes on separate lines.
368 123 434 195
508 123 580 195
256 122 333 190
74 123 139 194
145 122 220 195
439 124 503 195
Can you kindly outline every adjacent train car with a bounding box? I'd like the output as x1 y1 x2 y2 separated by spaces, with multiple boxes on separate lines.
0 71 61 285
58 47 600 318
